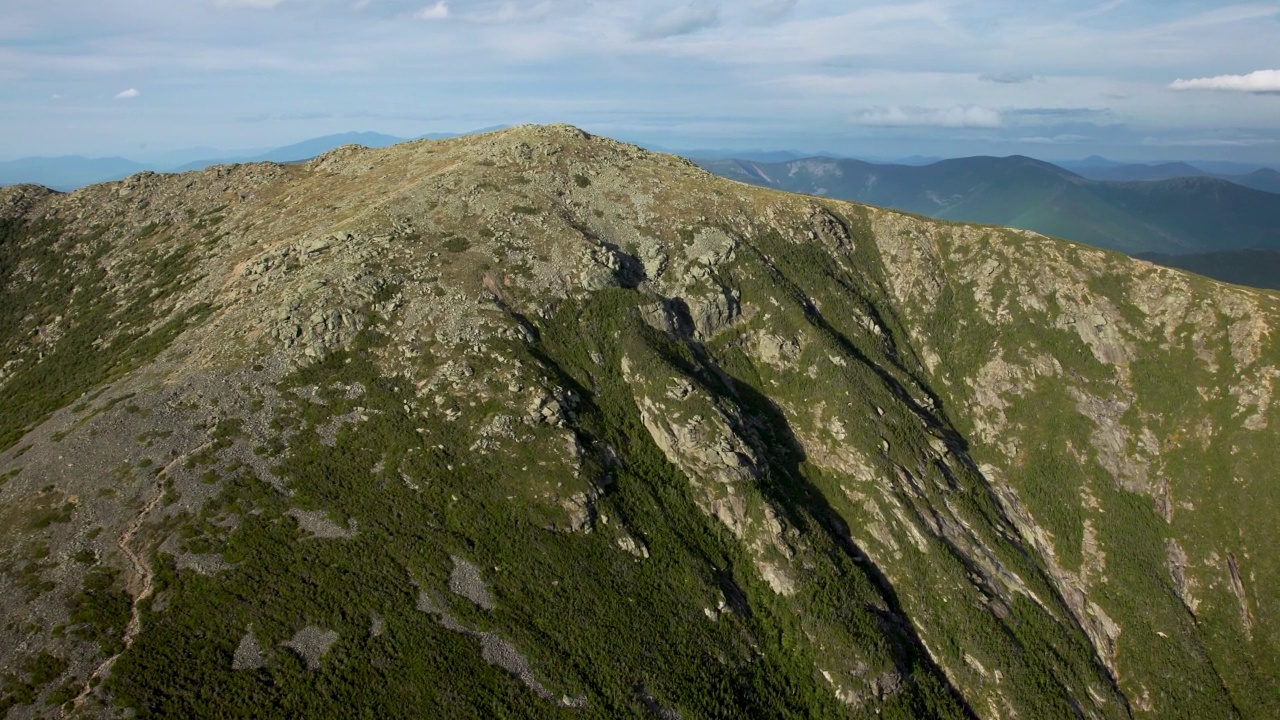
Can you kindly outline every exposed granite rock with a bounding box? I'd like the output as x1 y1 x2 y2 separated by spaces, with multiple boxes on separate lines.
281 626 339 670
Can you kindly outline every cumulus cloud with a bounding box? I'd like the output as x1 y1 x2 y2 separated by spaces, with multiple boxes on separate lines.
114 88 140 99
1170 69 1280 93
416 1 449 20
850 105 1002 128
637 3 720 40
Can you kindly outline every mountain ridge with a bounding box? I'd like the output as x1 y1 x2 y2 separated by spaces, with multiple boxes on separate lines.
1 125 1277 719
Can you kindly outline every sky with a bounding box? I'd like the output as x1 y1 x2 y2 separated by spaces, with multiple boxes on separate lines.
2 0 1280 162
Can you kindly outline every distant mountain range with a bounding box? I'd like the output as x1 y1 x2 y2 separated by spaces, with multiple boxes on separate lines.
167 131 411 172
1054 158 1280 192
696 155 1280 260
1056 155 1277 178
0 156 153 192
9 134 1277 200
0 128 508 191
1133 249 1280 290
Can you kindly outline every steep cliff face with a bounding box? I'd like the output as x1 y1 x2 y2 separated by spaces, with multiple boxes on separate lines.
0 125 1276 719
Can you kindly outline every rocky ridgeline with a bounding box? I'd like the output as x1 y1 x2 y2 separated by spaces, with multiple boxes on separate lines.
0 125 1277 719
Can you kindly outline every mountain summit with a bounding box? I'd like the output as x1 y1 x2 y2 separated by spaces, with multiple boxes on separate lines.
1 125 1277 718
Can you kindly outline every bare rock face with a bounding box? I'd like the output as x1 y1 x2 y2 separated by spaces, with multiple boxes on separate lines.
232 630 265 671
448 556 495 611
1166 539 1199 615
287 508 357 539
281 627 339 670
755 333 801 370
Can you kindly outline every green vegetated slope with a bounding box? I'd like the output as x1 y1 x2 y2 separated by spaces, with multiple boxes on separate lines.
0 126 1277 719
697 156 1280 257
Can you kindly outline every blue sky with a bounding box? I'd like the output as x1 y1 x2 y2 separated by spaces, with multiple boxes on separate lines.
2 0 1279 161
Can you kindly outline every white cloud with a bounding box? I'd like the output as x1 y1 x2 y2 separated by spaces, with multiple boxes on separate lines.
5 0 1280 160
114 87 139 99
213 0 286 8
416 1 449 20
850 105 1003 128
1170 69 1280 94
637 3 720 40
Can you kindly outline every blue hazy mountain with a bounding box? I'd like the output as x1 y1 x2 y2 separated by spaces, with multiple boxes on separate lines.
1 129 510 190
0 156 150 192
1057 158 1280 189
173 132 409 172
1235 168 1280 194
1135 249 1280 290
697 155 1280 257
1071 162 1213 182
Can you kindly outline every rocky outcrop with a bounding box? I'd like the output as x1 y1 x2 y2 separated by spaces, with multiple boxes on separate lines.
281 627 339 670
